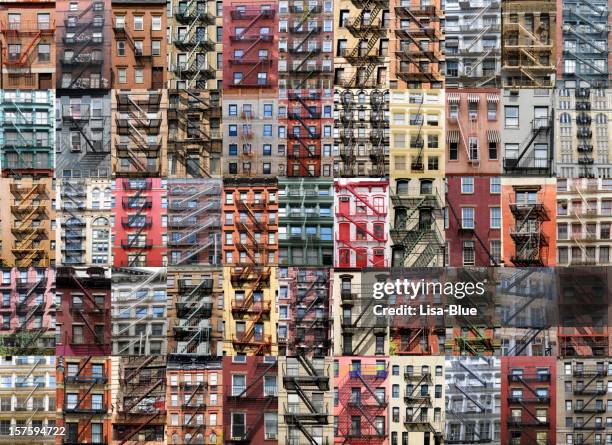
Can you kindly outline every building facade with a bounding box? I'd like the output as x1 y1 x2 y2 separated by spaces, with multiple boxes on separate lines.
444 0 501 88
167 178 221 267
389 89 445 267
166 358 223 445
110 0 166 89
167 89 222 178
556 358 612 445
555 88 612 179
332 271 388 356
389 356 445 445
168 0 221 89
56 0 112 90
222 356 279 443
222 178 278 266
277 267 332 357
0 0 56 90
223 266 278 356
111 267 168 356
0 90 54 177
278 0 335 177
278 178 334 266
500 357 556 445
55 266 111 356
445 357 501 445
445 176 502 266
278 356 333 445
501 0 557 88
389 0 444 89
56 356 112 445
557 0 609 88
334 356 389 444
222 93 284 177
502 89 555 176
0 178 56 268
112 177 167 268
167 267 224 358
111 355 166 444
0 267 55 355
334 178 389 268
501 177 557 266
57 179 112 266
334 88 390 177
111 89 168 178
0 355 56 445
55 92 112 179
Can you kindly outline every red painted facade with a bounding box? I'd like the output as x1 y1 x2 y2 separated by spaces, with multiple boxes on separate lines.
445 176 501 266
334 357 389 444
55 266 111 356
501 357 556 445
334 179 389 268
0 266 55 353
112 178 167 267
222 356 278 443
223 0 278 90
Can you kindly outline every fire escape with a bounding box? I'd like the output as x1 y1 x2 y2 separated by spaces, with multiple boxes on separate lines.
284 3 330 177
394 4 444 88
61 356 108 445
341 0 387 88
230 266 273 355
558 270 609 356
336 84 389 177
113 356 166 445
176 371 209 437
6 269 48 351
502 8 555 88
571 363 608 438
61 1 106 89
228 7 276 88
11 358 47 426
447 0 501 87
506 370 552 444
340 290 387 356
167 180 221 265
225 359 278 443
56 267 108 356
561 0 608 88
168 90 222 178
120 181 154 267
111 17 156 81
61 103 108 172
60 180 86 266
390 187 445 267
575 88 595 178
282 357 330 445
114 91 162 177
171 0 216 88
10 182 49 267
446 358 496 443
0 17 55 80
171 278 214 356
288 270 331 357
403 368 442 438
508 192 550 266
114 268 165 355
503 116 553 175
336 364 388 443
500 269 553 357
335 181 387 267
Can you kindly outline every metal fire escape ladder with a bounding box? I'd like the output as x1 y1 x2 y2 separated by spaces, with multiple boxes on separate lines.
453 383 485 411
505 328 544 356
118 413 162 445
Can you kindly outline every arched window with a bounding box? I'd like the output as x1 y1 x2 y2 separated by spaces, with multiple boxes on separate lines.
92 217 109 227
171 433 179 444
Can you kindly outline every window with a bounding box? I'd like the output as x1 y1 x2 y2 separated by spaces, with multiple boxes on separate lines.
462 208 475 229
461 177 474 193
232 375 246 396
38 44 50 62
135 68 144 84
505 106 519 127
133 16 144 31
118 68 127 84
490 207 501 228
231 413 246 439
152 16 162 31
490 177 501 194
264 413 277 440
